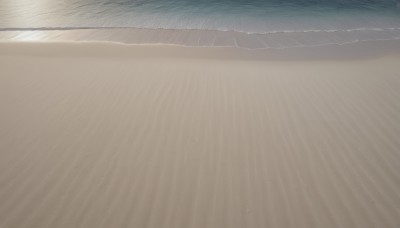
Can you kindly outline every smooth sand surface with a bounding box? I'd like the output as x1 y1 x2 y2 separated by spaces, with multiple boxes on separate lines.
0 42 400 228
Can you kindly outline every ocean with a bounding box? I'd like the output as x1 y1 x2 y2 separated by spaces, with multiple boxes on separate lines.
1 0 400 49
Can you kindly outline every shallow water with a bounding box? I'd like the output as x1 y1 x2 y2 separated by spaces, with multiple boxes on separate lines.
1 0 400 48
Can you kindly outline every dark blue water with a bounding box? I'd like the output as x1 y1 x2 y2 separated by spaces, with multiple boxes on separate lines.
1 0 399 48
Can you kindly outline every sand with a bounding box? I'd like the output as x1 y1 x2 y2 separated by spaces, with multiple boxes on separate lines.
0 42 400 228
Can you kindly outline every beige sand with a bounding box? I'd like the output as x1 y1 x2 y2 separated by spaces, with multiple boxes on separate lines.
0 42 400 228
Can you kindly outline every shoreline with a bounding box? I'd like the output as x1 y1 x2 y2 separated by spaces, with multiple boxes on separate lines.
2 39 400 61
1 26 400 51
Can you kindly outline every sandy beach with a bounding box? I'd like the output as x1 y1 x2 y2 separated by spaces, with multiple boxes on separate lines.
1 41 400 228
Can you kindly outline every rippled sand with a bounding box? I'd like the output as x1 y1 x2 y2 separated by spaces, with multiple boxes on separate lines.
0 42 400 228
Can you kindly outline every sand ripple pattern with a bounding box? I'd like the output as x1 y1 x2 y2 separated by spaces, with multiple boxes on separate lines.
0 45 400 227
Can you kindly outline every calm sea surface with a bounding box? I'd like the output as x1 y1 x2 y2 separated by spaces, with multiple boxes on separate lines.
1 0 400 48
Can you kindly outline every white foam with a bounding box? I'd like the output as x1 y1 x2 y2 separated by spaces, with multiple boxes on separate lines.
1 27 400 49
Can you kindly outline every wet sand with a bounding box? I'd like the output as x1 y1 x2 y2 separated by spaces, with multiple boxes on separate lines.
0 42 400 228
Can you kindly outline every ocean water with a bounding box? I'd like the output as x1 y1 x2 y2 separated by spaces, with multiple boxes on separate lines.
1 0 400 49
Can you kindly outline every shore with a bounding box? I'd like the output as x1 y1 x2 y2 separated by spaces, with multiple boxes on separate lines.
1 41 400 228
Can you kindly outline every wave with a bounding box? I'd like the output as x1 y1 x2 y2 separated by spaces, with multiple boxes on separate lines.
2 26 400 34
1 26 400 49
